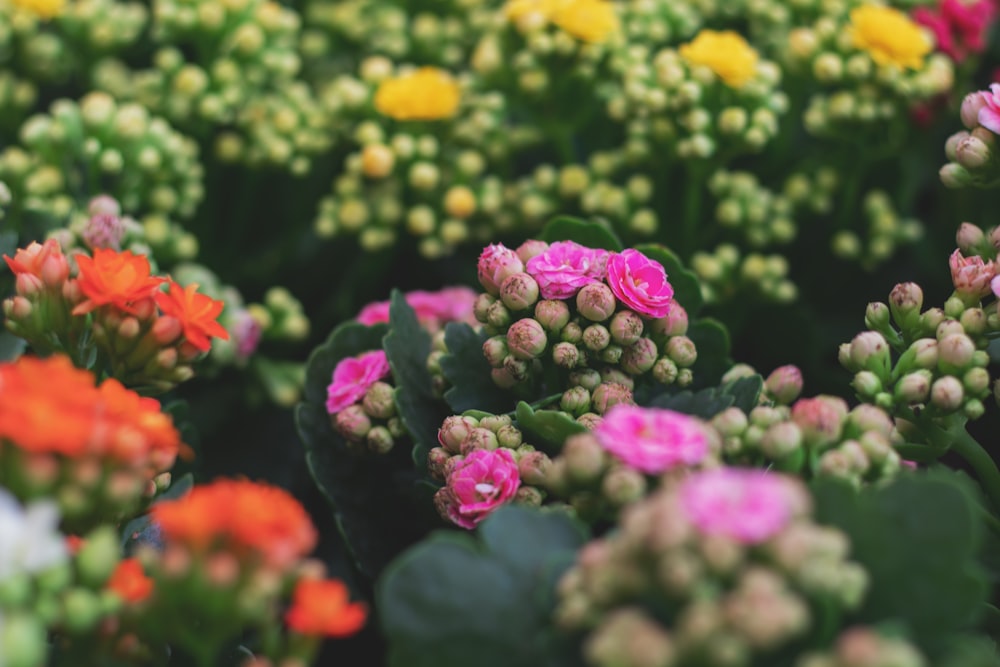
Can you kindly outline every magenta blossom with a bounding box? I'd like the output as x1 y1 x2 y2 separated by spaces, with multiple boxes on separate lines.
949 248 996 298
679 468 807 544
435 448 521 529
915 0 997 62
606 249 674 318
356 287 477 330
326 349 391 414
478 244 524 296
594 405 709 473
525 241 610 300
977 83 1000 134
231 309 263 361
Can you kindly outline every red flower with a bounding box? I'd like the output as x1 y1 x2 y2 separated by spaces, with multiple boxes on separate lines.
154 281 229 352
107 558 154 604
285 578 368 637
73 249 163 315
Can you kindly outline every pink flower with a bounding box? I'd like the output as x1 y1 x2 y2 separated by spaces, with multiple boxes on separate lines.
356 301 391 326
916 0 997 62
355 287 478 330
435 448 521 529
525 241 610 300
949 248 996 298
594 405 709 473
231 309 263 361
326 350 391 414
478 244 524 296
977 83 1000 134
606 249 674 318
679 468 806 544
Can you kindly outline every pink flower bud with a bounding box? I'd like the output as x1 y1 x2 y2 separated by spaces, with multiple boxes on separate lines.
962 92 988 129
666 335 698 367
5 239 70 290
499 272 540 311
938 332 976 371
765 365 803 404
790 396 848 448
7 296 32 319
570 368 601 391
576 283 617 322
82 213 126 251
849 331 890 376
591 382 634 415
478 243 523 296
516 239 549 263
945 131 969 161
88 194 121 217
897 370 932 403
157 347 178 369
889 282 923 328
609 310 644 346
427 447 451 480
334 405 372 442
436 448 521 529
846 404 895 438
956 132 995 170
152 316 183 345
957 222 986 254
15 273 43 297
650 300 689 337
582 323 611 352
621 337 658 375
490 366 519 389
118 316 141 339
438 415 480 453
517 450 551 486
594 404 708 472
506 317 547 360
552 341 581 368
482 335 508 367
560 386 591 415
931 375 965 411
231 309 263 361
760 422 804 459
534 299 570 332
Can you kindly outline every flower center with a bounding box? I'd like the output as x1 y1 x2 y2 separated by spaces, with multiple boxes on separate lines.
475 482 496 497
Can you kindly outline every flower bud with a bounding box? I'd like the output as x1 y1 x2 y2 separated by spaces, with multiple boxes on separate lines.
473 293 496 323
591 382 634 414
895 369 932 404
849 331 890 378
438 415 479 453
652 357 679 384
77 526 120 587
561 321 583 343
851 371 882 398
846 404 894 437
956 132 994 170
552 341 581 368
514 486 543 506
496 424 523 448
938 332 976 372
601 344 623 364
500 272 540 311
561 386 592 416
563 434 606 483
864 302 890 331
427 447 451 479
62 588 104 633
518 450 551 486
650 301 688 337
582 324 611 352
957 222 985 254
760 421 803 459
666 336 697 367
960 307 987 337
480 414 512 432
919 308 946 334
930 376 964 411
961 91 987 129
576 283 617 322
601 368 635 390
712 407 748 437
516 239 549 263
765 365 803 405
945 131 968 161
584 609 674 667
570 369 602 391
602 467 647 506
503 355 530 380
366 426 394 454
621 337 658 375
609 310 644 346
507 318 548 360
483 335 509 367
940 163 974 189
82 213 126 251
486 300 512 329
460 427 499 454
964 367 991 397
335 405 372 442
791 396 847 448
362 381 396 419
535 299 570 332
0 614 47 667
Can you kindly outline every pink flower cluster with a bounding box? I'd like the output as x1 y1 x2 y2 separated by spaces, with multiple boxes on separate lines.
356 287 477 331
973 84 1000 135
678 468 807 544
478 239 675 319
949 248 996 298
914 0 997 62
594 404 710 473
434 448 521 529
326 349 391 414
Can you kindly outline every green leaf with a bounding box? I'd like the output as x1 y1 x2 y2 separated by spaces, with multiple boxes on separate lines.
120 473 194 553
378 506 587 667
634 243 704 316
686 318 732 389
539 216 623 252
383 291 450 467
296 321 433 578
441 322 513 414
515 401 588 453
0 330 26 362
649 386 735 419
812 471 990 657
724 374 763 413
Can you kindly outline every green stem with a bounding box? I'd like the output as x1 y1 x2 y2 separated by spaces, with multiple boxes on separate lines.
950 427 1000 513
681 161 708 257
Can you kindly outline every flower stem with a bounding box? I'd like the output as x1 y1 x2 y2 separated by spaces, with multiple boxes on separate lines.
950 426 1000 514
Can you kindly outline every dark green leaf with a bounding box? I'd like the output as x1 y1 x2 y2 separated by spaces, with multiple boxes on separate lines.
634 243 704 316
724 374 763 413
813 471 989 657
540 216 623 252
649 386 735 419
686 318 732 389
515 401 588 453
120 474 193 553
441 322 513 414
378 506 587 667
0 330 26 362
383 291 450 467
0 230 17 258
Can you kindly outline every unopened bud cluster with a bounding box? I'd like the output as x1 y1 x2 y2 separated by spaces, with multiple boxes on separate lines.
797 626 926 667
940 88 1000 189
331 376 407 456
692 244 797 304
831 190 923 270
555 470 868 667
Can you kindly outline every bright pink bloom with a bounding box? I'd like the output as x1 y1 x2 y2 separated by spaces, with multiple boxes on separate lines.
915 0 997 62
478 244 524 296
326 350 391 414
356 287 477 330
594 405 709 473
977 83 1000 134
606 249 674 318
679 468 804 544
436 448 521 529
949 248 996 297
525 241 609 300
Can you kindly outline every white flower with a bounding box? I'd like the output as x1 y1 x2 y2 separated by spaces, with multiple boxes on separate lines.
0 488 67 582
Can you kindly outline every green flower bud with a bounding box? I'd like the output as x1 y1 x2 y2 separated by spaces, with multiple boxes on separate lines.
602 467 647 506
561 386 592 416
938 332 976 373
474 293 496 323
570 369 602 391
77 526 120 587
500 272 540 311
848 331 890 379
960 307 987 337
362 381 396 419
609 310 644 346
864 302 891 331
503 355 531 380
582 324 611 352
895 369 933 404
965 398 986 419
480 414 513 432
61 588 104 633
439 415 479 454
561 321 583 344
497 424 523 449
652 357 678 384
535 299 571 332
852 371 882 399
563 434 606 484
930 376 964 412
552 341 581 368
1 613 47 667
460 428 500 455
666 336 697 368
487 300 513 329
576 283 617 322
621 337 658 375
483 335 509 368
963 367 991 397
600 344 623 364
334 405 372 442
764 365 803 405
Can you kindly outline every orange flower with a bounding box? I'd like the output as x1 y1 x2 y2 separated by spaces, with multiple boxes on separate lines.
285 578 368 637
152 479 318 569
3 239 70 287
73 249 164 315
154 281 229 352
107 558 153 604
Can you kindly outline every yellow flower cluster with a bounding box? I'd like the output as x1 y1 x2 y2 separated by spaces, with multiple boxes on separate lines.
679 30 760 89
10 0 64 19
849 5 932 70
374 67 462 121
505 0 619 44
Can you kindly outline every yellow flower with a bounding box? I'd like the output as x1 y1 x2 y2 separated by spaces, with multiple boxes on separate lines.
504 0 619 44
849 5 931 70
679 30 760 89
11 0 65 19
373 67 461 122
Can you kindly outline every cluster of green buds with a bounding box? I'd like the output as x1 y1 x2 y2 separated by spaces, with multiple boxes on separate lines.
842 246 998 423
783 6 953 142
691 244 797 304
331 376 407 455
606 40 786 160
708 170 798 247
0 92 203 223
782 167 838 217
940 89 1000 189
798 626 926 667
475 241 697 410
554 468 868 667
831 189 923 269
617 0 701 45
